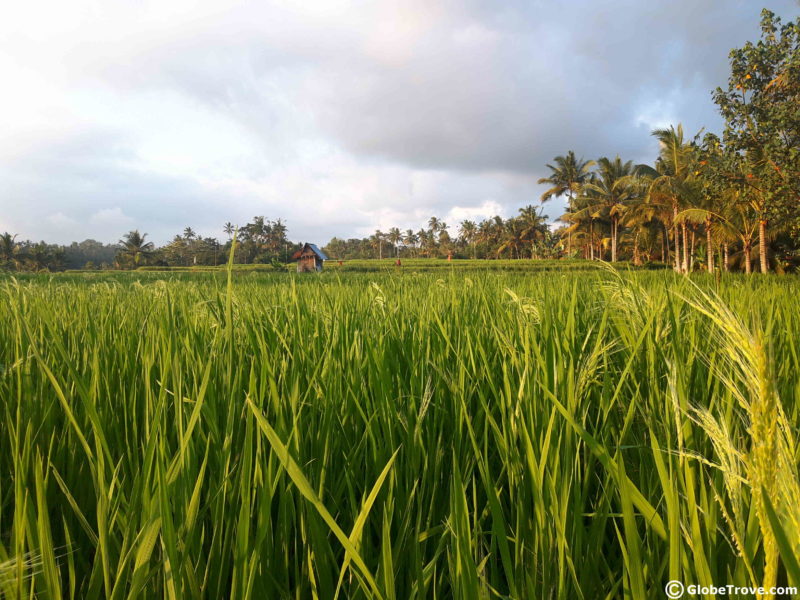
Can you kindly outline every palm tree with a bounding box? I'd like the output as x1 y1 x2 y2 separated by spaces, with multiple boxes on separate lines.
678 188 761 274
118 230 154 267
223 222 235 239
575 157 641 262
0 232 18 269
649 124 698 272
563 191 604 260
372 230 384 259
621 190 665 265
517 205 549 259
458 220 478 258
404 229 418 257
387 227 402 257
538 151 595 255
497 219 524 259
26 243 52 271
477 220 495 258
183 227 196 240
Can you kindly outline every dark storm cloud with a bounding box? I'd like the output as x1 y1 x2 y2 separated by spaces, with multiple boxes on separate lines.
308 0 796 172
92 0 796 172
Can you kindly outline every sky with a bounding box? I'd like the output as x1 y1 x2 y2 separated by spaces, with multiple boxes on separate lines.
1 0 799 246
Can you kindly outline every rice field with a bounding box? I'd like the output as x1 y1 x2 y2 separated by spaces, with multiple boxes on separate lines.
1 265 799 599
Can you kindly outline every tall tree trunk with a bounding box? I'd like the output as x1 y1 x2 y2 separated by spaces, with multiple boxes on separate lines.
744 242 752 274
673 204 680 271
759 219 768 273
633 232 640 266
567 191 573 257
723 243 729 272
682 222 690 273
706 217 714 273
611 216 618 262
689 227 696 272
590 220 595 261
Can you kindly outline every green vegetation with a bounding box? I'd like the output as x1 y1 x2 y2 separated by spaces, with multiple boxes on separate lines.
2 266 799 598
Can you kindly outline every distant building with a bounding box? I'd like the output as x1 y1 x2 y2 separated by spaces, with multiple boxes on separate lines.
293 243 328 272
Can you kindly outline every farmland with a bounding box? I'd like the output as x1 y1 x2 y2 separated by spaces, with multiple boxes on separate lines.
1 266 799 598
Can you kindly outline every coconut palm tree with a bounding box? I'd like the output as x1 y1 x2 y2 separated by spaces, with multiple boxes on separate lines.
118 230 154 267
417 228 432 257
678 188 765 274
0 232 19 269
575 157 641 262
649 124 699 272
458 220 478 258
517 205 549 259
371 230 385 259
387 227 402 257
538 151 594 255
621 193 665 265
223 222 235 239
497 219 524 259
404 229 418 257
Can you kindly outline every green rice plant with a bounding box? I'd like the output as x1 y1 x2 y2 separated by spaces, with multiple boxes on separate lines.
0 265 798 598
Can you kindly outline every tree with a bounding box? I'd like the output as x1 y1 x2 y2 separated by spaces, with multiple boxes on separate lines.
371 230 385 259
118 230 154 268
679 189 761 274
712 9 800 272
538 151 594 255
517 205 549 259
576 157 641 262
404 229 418 257
387 227 402 257
458 220 477 258
272 218 288 261
224 222 235 239
648 125 699 272
0 232 19 270
497 219 524 259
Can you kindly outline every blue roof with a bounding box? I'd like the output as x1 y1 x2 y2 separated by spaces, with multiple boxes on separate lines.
306 243 329 261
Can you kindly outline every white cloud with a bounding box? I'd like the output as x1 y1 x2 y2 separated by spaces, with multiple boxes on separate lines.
89 207 134 228
446 201 506 226
47 212 79 228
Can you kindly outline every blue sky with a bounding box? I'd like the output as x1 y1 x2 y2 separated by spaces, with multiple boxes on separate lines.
1 0 798 245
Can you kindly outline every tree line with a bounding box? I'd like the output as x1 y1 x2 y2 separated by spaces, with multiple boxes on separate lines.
0 217 299 271
322 208 556 261
113 217 300 269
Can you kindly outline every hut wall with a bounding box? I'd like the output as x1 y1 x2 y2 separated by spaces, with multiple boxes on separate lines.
297 254 317 272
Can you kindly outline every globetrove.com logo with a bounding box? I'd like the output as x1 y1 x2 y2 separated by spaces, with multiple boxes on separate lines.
665 580 798 598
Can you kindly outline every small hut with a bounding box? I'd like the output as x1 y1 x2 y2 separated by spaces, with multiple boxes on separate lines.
293 243 328 272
